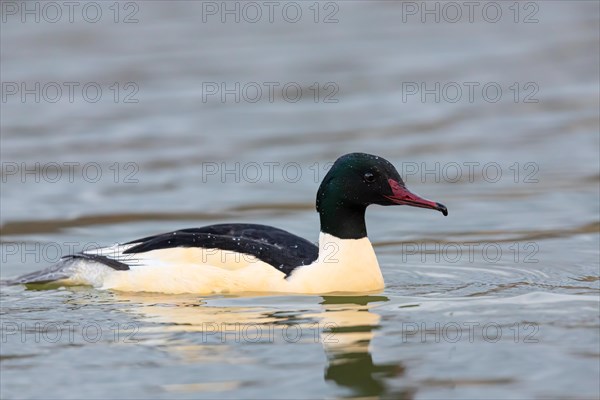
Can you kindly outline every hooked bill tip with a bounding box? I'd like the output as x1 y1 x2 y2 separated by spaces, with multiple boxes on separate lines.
436 202 448 216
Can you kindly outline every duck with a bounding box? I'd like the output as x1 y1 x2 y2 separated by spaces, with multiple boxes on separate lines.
6 153 448 294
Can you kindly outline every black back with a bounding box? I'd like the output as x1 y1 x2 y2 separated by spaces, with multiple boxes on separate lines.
122 223 318 277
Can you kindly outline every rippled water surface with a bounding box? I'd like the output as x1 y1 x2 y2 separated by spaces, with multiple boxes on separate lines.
1 2 599 399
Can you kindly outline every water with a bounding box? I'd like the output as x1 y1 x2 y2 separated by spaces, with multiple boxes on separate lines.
1 1 599 399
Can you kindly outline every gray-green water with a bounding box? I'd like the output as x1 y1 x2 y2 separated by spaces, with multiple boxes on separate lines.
1 2 599 399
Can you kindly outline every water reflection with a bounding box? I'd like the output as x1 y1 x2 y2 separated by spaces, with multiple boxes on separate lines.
115 293 410 398
319 296 414 399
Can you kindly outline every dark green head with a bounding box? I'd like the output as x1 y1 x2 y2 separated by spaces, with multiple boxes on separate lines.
316 153 447 239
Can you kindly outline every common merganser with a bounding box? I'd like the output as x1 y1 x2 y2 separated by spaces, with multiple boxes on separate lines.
7 153 448 294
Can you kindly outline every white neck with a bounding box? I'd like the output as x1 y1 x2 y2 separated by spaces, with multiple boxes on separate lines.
287 232 384 293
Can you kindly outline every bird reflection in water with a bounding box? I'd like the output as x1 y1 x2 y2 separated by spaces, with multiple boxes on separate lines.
113 293 414 398
319 295 414 399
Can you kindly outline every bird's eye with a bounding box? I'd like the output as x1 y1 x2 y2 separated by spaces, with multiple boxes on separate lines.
363 172 376 183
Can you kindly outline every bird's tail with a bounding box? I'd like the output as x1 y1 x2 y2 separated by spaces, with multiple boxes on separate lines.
1 256 82 288
1 255 118 289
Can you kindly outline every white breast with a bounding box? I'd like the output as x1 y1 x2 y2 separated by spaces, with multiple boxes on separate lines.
286 233 384 293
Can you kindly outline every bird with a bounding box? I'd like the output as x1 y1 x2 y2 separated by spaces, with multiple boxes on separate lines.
6 153 448 294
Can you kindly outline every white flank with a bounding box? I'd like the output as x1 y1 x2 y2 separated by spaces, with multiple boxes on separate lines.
58 233 384 294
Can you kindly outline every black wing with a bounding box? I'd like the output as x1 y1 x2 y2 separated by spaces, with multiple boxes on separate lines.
123 223 318 276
